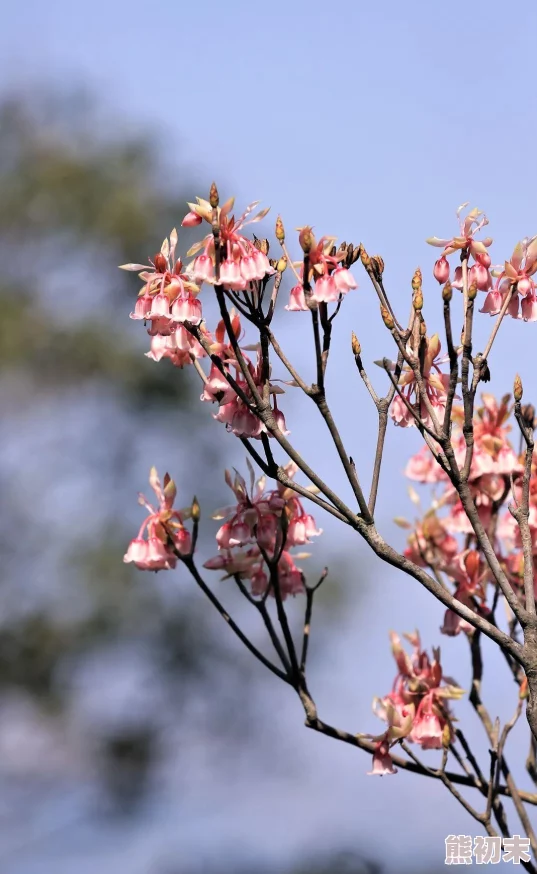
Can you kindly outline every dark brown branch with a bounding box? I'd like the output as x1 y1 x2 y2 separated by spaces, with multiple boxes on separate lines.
181 556 290 684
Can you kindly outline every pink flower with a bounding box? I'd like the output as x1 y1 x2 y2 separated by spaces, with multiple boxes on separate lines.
193 254 214 283
405 445 447 484
124 468 192 571
470 263 492 291
170 292 202 325
145 333 169 363
173 528 192 555
230 406 264 439
205 462 319 599
147 316 174 336
440 587 475 637
201 363 237 404
521 292 537 322
311 274 339 303
287 512 322 546
148 292 171 319
272 397 289 435
182 193 273 293
451 263 491 292
220 258 243 287
216 519 252 549
481 237 537 321
433 256 450 284
333 267 357 293
426 204 492 260
240 255 257 282
404 515 459 569
286 284 309 311
277 551 305 597
252 250 272 279
181 210 203 227
367 631 464 766
250 566 270 597
368 742 397 776
124 538 149 564
388 334 450 429
410 701 444 750
130 295 152 320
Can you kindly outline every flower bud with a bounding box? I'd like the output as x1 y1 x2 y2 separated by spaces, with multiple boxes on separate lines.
380 305 394 330
360 247 371 268
275 257 287 272
514 374 523 403
371 255 385 278
433 256 450 285
442 281 452 302
464 550 480 578
467 282 478 301
351 331 361 356
209 182 219 208
191 496 201 522
475 251 491 269
154 253 167 273
275 215 285 242
411 268 422 292
351 245 362 265
413 288 423 311
253 235 270 255
298 226 314 253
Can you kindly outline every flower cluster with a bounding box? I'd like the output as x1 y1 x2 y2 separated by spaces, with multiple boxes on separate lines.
203 461 322 599
184 194 273 290
286 233 358 311
200 312 289 439
121 189 361 445
123 468 192 571
428 204 537 322
121 230 211 367
364 632 464 775
402 393 525 630
388 333 450 429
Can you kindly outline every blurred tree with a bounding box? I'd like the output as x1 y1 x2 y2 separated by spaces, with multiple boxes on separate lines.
0 90 251 808
0 96 368 874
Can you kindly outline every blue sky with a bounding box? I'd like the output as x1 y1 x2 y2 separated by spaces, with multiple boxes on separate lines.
3 0 537 870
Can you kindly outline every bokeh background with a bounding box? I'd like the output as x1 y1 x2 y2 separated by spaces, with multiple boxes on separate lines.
1 1 536 871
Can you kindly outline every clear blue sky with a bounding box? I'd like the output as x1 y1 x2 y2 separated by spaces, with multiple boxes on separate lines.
3 1 537 870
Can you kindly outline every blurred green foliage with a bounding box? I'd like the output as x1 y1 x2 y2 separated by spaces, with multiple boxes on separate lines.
0 91 248 806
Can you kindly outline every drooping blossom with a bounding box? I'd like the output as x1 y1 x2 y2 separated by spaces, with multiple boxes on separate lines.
284 232 358 310
203 332 289 441
388 334 450 429
182 193 273 291
481 236 537 322
123 468 192 571
361 632 463 775
401 390 530 626
121 229 209 368
203 461 321 599
404 513 459 570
